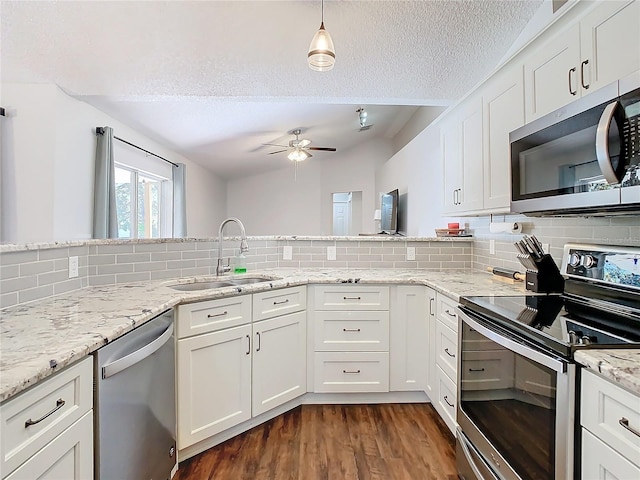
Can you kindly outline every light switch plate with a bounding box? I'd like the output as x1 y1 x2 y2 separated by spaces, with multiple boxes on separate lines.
327 246 337 261
283 245 293 260
68 256 79 278
542 243 549 254
406 247 416 261
489 239 496 255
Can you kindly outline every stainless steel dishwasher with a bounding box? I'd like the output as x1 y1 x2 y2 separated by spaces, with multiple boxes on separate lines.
94 309 176 480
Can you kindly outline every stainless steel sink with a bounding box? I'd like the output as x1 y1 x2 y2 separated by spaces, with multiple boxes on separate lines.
227 276 274 285
168 281 235 291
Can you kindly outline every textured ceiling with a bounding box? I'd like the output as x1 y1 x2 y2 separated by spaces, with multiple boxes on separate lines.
1 0 543 179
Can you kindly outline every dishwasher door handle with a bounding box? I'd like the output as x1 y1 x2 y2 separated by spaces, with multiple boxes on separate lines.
102 322 174 379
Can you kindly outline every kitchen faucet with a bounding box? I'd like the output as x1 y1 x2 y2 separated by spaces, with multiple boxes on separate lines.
216 217 249 275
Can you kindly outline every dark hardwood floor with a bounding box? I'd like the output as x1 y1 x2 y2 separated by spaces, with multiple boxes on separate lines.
174 403 457 480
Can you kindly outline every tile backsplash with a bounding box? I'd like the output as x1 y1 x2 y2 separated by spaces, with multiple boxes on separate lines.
0 237 472 308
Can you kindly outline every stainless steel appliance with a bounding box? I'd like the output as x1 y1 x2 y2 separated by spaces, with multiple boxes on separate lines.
510 71 640 216
94 309 176 480
456 243 640 480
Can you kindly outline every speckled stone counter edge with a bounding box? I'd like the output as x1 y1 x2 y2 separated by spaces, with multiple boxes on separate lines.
574 349 640 396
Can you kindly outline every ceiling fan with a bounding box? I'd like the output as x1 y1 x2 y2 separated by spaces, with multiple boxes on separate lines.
264 129 337 162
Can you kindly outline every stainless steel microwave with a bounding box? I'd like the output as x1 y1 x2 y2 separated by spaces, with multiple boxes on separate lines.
510 72 640 216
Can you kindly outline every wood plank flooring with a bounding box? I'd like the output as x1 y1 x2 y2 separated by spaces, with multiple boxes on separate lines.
174 403 457 480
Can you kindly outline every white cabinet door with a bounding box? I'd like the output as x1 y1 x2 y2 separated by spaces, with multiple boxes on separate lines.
580 0 640 94
483 65 525 211
524 23 581 122
582 428 640 479
459 97 485 212
441 114 463 214
177 324 252 448
5 412 93 480
252 310 307 417
390 286 428 391
425 288 437 398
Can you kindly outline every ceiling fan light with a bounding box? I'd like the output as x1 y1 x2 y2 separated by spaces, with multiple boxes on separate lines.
288 149 309 162
308 23 335 71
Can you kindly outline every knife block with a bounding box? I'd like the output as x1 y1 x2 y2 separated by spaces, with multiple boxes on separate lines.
519 254 565 293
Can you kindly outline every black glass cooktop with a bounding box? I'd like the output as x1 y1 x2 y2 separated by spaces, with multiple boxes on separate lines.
459 294 640 358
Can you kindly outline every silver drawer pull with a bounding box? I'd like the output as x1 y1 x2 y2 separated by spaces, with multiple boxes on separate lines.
443 396 454 408
207 310 228 318
343 328 361 332
444 348 455 358
619 417 640 438
25 399 65 427
343 369 361 374
343 296 361 300
273 299 289 305
469 368 485 372
445 309 457 317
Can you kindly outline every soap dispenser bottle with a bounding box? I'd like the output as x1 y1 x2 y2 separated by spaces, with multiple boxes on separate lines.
234 252 247 274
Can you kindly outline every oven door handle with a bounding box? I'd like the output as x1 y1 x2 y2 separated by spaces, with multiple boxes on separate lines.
457 428 499 480
457 307 568 373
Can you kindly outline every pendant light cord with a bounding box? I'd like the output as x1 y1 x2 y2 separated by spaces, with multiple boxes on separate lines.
321 0 324 25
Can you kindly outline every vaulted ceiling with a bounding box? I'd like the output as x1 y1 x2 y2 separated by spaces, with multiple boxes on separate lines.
1 0 543 179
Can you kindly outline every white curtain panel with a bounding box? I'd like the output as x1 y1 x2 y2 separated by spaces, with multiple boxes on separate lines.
93 126 117 239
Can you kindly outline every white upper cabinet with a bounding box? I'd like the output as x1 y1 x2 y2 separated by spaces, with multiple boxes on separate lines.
525 0 640 122
482 65 525 211
441 114 462 214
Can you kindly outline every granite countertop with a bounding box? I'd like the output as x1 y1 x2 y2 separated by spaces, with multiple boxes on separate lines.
0 268 525 402
574 349 640 396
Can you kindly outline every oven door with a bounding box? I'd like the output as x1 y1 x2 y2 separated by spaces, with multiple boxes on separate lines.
456 307 575 480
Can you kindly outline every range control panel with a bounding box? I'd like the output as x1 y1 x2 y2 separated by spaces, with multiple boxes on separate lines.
562 243 640 290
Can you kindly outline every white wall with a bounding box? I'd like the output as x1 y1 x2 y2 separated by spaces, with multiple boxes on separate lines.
227 139 393 235
1 83 226 242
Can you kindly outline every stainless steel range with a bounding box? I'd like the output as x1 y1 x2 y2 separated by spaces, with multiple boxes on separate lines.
455 243 640 480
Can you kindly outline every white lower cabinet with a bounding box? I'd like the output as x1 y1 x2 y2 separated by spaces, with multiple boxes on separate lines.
580 368 640 479
390 286 429 392
314 351 389 393
0 357 93 480
177 287 307 451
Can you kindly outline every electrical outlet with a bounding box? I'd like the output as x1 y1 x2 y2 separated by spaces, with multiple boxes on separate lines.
283 245 293 260
542 243 549 254
489 239 496 255
327 246 337 261
68 256 79 278
406 247 416 261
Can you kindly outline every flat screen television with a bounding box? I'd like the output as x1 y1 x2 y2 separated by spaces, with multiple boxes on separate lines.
380 189 399 234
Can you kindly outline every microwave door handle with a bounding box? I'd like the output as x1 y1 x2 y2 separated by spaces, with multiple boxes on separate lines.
595 101 622 185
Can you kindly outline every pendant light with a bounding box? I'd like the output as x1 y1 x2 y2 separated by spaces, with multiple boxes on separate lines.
307 0 335 71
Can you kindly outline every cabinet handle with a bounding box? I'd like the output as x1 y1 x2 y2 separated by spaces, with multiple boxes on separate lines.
256 332 261 352
25 398 65 427
568 67 577 95
246 335 251 355
469 368 485 372
273 299 289 305
343 296 361 300
343 328 361 332
445 309 457 318
580 59 589 90
453 189 457 205
458 189 463 205
429 297 435 316
443 396 454 408
445 348 455 358
619 417 640 438
207 310 228 318
343 369 361 374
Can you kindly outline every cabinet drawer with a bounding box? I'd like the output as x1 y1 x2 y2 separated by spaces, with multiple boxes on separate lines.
582 428 640 478
313 285 389 311
460 350 514 391
581 369 640 464
313 352 389 393
252 286 306 322
314 311 389 352
435 365 457 435
1 357 93 477
437 294 459 332
436 320 458 381
177 295 251 338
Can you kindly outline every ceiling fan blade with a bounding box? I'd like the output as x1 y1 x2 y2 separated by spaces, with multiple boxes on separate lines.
299 139 311 148
262 143 288 147
268 149 288 155
308 147 337 152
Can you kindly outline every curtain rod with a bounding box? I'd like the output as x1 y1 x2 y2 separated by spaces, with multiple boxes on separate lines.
96 127 179 168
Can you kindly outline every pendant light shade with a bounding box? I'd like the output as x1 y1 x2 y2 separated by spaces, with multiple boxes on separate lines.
308 0 335 71
288 149 309 162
